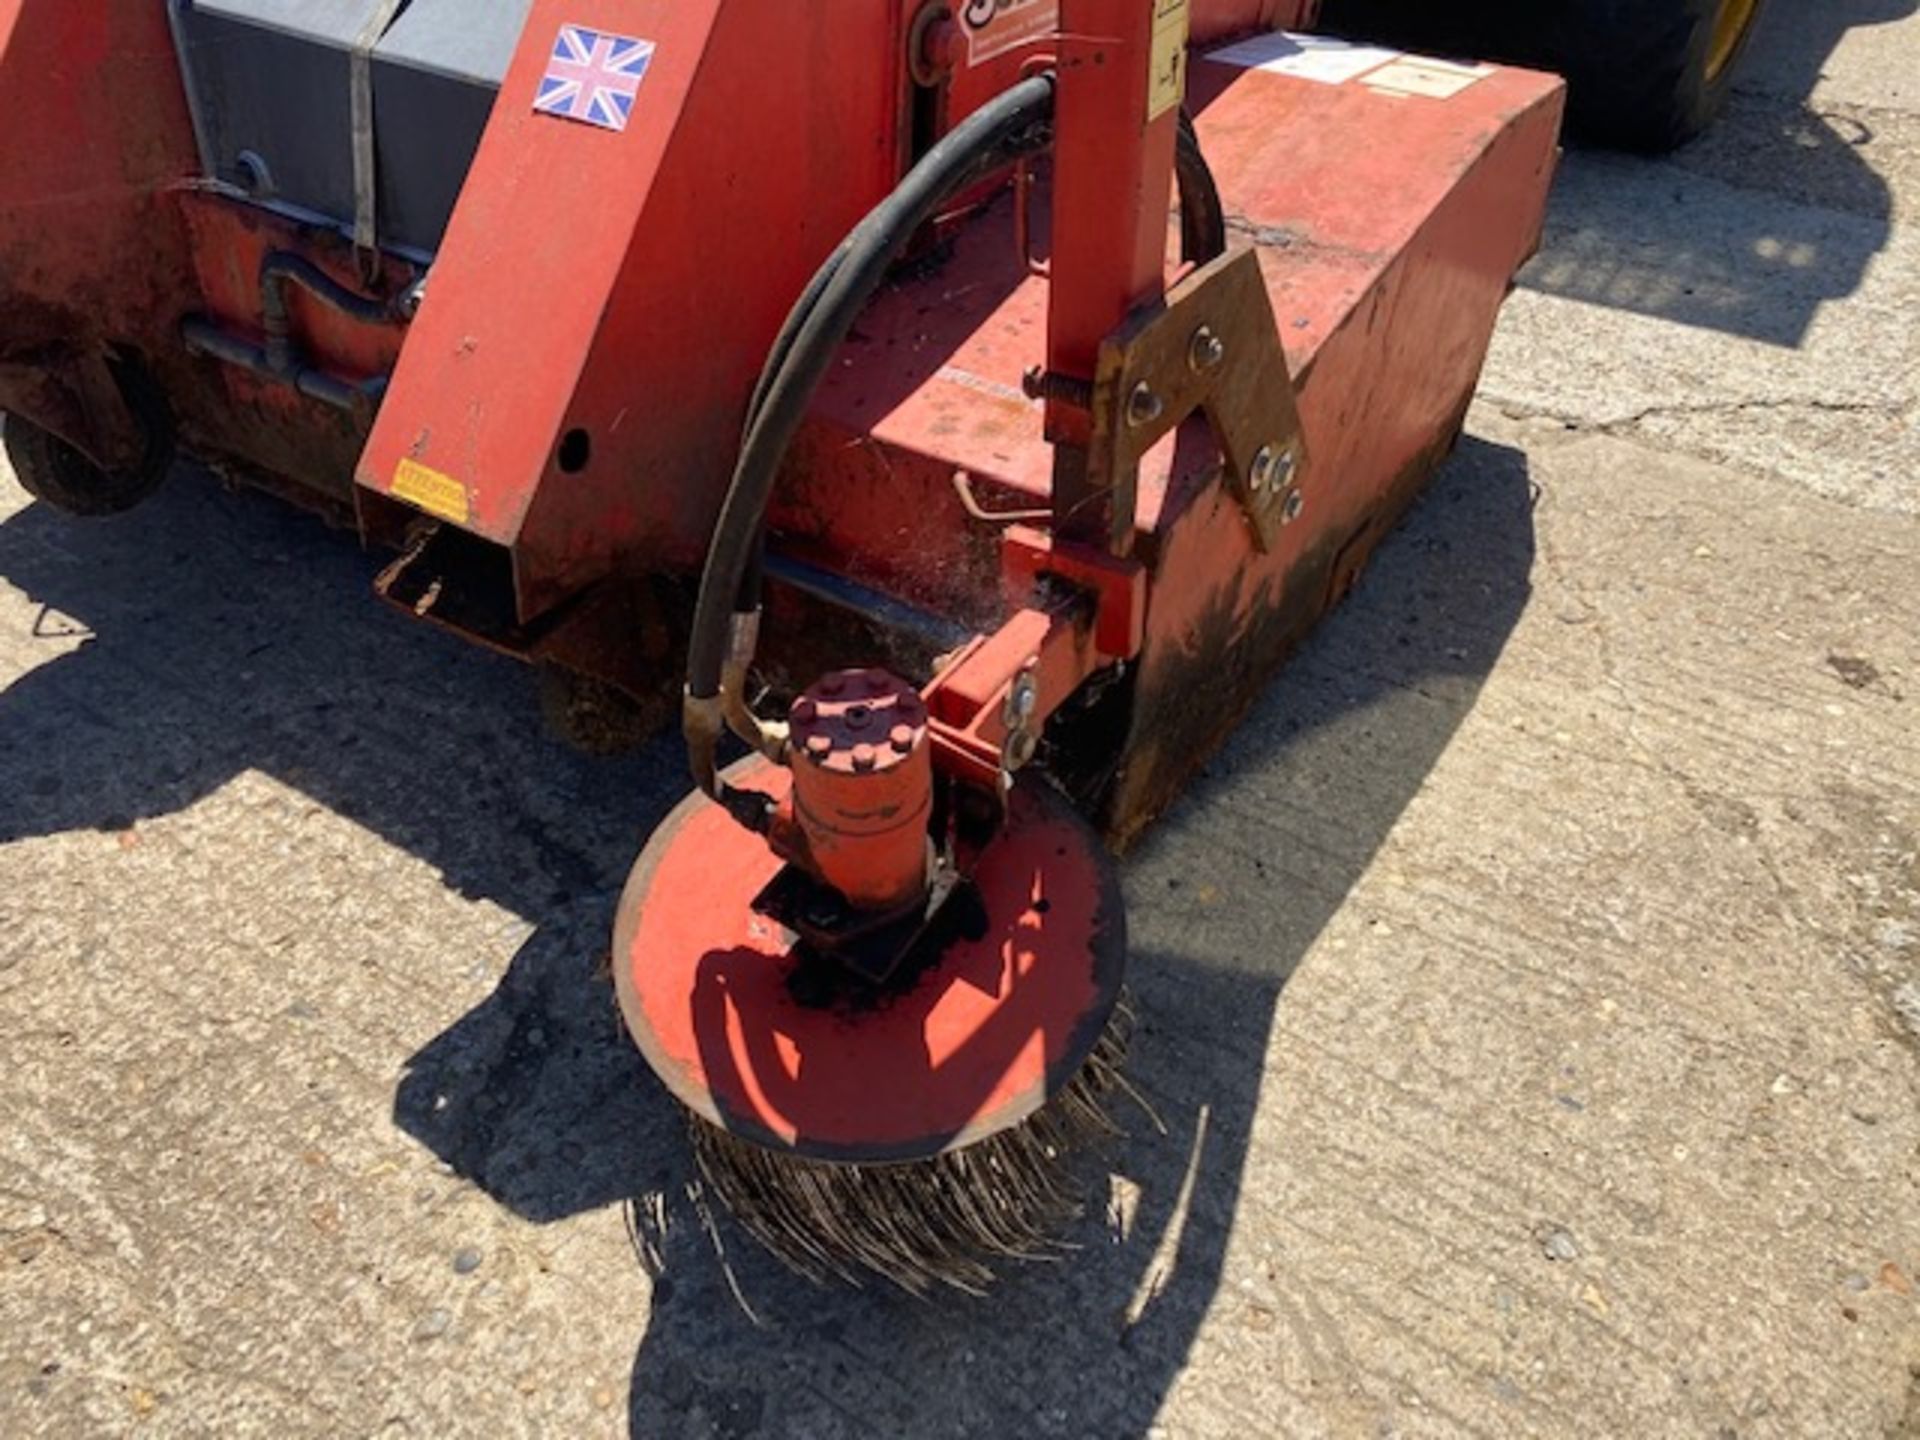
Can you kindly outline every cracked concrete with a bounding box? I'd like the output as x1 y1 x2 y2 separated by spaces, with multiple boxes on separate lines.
3 4 1919 1438
1480 2 1920 517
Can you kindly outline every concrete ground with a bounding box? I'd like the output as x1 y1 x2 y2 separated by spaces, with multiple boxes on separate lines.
3 4 1917 1436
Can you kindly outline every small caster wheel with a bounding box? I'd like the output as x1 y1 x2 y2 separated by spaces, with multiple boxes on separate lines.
3 411 171 518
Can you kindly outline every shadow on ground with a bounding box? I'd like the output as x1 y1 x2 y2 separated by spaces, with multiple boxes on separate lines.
0 430 1534 1436
1323 0 1914 346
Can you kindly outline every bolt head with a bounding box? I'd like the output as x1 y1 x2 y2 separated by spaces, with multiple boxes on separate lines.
1188 326 1224 372
1272 446 1299 488
851 744 878 773
1249 445 1276 493
1013 677 1038 720
1004 730 1038 772
1127 382 1165 429
1281 488 1306 525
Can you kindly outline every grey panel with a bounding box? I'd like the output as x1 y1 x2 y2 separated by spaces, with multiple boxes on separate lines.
372 0 535 250
378 0 532 86
193 0 379 39
171 0 535 256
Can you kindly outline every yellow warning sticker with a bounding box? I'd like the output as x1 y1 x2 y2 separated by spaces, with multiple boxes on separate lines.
1148 0 1190 122
392 457 470 525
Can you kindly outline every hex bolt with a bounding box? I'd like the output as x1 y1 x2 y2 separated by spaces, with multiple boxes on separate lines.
1249 444 1277 493
1012 675 1038 721
1004 730 1038 772
852 743 878 773
1023 366 1095 409
1272 445 1299 489
1188 326 1225 373
889 724 916 754
1127 382 1165 429
235 149 274 199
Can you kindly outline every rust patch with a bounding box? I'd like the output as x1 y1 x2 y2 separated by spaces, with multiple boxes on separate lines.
1091 401 1470 848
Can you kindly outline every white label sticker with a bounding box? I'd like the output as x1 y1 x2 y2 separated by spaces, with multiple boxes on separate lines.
1207 31 1400 85
963 0 1059 65
1148 0 1190 122
1363 56 1494 100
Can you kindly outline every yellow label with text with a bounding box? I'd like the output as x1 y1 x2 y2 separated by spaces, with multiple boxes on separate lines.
392 457 470 525
1148 0 1190 122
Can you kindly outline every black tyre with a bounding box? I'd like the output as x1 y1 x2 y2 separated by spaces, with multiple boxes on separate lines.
1320 0 1768 153
2 409 171 518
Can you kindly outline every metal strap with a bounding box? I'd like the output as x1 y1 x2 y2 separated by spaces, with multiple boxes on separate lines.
351 0 411 267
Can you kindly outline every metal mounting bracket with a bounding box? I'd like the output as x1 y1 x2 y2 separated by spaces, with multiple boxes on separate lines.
1087 246 1309 555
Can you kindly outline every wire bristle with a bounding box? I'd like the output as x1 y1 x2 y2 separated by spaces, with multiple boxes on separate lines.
688 995 1137 1297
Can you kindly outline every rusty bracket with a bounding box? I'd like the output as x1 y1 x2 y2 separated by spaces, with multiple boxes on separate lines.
923 599 1100 793
1087 246 1309 556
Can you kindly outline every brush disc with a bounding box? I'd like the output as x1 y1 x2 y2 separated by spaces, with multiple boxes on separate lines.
613 757 1128 1166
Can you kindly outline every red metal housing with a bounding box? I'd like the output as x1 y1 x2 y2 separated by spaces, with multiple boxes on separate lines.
0 0 1563 846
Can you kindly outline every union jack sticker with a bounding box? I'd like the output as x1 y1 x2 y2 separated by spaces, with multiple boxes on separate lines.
534 24 654 133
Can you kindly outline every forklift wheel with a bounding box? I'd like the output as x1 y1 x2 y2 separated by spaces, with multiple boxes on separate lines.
2 413 171 518
1320 0 1768 153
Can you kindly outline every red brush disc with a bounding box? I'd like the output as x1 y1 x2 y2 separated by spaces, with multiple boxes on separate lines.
613 758 1127 1164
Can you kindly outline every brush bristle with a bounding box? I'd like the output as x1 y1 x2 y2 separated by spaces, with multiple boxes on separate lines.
688 995 1136 1297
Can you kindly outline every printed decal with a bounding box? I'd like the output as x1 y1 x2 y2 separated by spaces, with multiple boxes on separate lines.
534 24 654 132
962 0 1059 66
1148 0 1190 122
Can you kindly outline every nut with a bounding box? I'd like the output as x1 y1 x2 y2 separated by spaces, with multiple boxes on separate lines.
1010 675 1038 721
1188 326 1224 372
1127 382 1165 429
1004 730 1038 772
1271 445 1299 490
1249 445 1276 493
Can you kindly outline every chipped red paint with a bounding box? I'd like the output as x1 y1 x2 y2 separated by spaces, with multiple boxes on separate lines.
0 0 1560 844
1 0 1562 1167
0 0 198 466
785 51 1564 836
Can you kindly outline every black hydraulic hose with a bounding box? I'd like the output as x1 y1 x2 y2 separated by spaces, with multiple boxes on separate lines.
726 103 1226 622
733 228 861 615
1175 109 1228 266
688 73 1058 705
